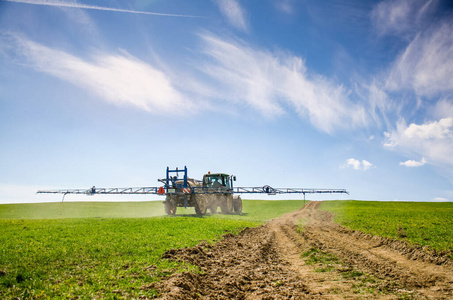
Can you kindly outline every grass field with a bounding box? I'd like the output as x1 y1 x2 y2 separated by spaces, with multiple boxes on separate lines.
320 200 453 253
0 200 304 299
2 199 451 299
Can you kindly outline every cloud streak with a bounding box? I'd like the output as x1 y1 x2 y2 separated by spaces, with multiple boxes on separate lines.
215 0 248 31
3 0 205 18
385 22 453 97
199 33 368 133
2 33 194 113
371 0 437 37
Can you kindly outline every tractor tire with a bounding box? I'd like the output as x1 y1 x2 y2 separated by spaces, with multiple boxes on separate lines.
207 195 217 214
220 194 233 214
164 196 177 215
194 194 207 216
233 195 242 214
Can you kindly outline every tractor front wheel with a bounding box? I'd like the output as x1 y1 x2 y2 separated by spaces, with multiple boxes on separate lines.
165 197 177 215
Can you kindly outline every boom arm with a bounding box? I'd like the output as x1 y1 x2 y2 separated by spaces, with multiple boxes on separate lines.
37 166 348 199
37 187 160 195
37 186 348 195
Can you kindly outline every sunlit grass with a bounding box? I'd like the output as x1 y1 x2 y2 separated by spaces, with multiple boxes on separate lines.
0 200 304 298
320 200 453 252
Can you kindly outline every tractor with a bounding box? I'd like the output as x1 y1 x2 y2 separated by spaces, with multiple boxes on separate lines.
161 167 242 216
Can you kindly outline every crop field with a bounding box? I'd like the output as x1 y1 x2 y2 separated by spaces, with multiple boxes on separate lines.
0 200 304 299
320 200 453 253
1 199 452 299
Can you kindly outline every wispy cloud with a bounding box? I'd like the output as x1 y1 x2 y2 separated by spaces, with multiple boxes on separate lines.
342 158 373 171
2 33 195 113
385 22 453 97
3 0 205 18
371 0 437 37
400 157 426 167
199 33 368 133
371 3 453 181
275 0 294 15
384 117 453 177
432 98 453 120
214 0 248 31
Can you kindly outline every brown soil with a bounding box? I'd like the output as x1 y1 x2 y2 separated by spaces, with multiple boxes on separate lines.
154 201 453 299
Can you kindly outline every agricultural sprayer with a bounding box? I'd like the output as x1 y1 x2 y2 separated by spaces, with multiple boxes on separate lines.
37 166 348 215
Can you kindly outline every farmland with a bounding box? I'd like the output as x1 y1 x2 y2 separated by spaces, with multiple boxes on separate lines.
0 200 303 299
1 199 452 299
320 200 453 253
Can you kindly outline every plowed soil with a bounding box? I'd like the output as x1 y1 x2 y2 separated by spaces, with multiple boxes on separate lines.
155 201 453 299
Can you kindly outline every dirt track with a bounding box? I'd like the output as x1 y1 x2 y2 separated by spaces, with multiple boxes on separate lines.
155 201 453 299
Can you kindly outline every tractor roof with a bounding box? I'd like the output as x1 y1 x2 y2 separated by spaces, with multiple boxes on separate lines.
204 173 229 177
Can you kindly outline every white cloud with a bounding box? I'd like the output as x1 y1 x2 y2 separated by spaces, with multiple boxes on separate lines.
384 117 453 176
432 98 453 120
371 0 436 37
2 34 194 113
275 0 294 14
385 22 453 97
361 160 373 170
405 118 452 139
432 197 448 202
215 0 248 31
199 33 368 133
364 81 394 128
342 158 373 171
400 157 427 167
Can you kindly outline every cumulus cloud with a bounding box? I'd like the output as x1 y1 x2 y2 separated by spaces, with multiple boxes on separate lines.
342 158 373 171
400 157 427 167
1 33 194 113
215 0 248 31
384 117 453 176
199 33 368 133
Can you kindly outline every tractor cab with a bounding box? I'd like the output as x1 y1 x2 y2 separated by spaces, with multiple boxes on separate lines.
203 173 236 189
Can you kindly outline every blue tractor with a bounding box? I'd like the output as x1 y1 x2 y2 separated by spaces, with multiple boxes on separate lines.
160 167 242 215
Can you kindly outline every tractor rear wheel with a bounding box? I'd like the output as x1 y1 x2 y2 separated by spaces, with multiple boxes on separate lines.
165 196 177 215
194 194 207 215
220 195 233 214
233 195 242 214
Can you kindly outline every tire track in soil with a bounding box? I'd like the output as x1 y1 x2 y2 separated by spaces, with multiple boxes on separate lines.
154 201 453 299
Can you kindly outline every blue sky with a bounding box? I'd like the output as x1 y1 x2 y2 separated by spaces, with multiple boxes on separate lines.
0 0 452 203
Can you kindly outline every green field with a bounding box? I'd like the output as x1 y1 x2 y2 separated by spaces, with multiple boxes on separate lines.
320 200 453 253
0 200 304 299
2 199 451 299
